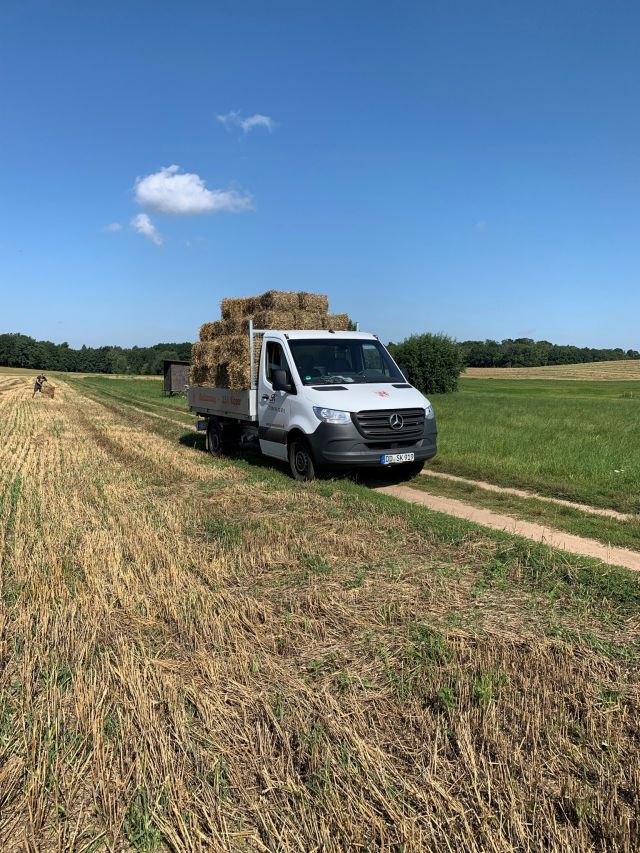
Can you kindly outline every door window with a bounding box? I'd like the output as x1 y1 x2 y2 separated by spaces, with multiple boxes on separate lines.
265 341 292 385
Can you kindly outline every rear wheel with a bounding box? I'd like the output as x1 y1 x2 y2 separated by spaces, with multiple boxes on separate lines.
288 436 317 481
206 420 224 456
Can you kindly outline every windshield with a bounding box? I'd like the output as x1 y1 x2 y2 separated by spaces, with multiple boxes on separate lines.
288 338 405 385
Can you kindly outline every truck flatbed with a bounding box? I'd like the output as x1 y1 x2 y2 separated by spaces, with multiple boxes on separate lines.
187 386 257 421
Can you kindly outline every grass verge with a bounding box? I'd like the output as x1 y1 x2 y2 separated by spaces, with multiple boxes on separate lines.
408 473 640 550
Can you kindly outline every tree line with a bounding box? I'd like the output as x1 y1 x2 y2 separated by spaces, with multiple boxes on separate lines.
2 330 638 380
0 333 192 375
458 338 639 368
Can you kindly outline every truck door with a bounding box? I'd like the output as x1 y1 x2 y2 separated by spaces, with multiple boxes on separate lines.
257 338 293 460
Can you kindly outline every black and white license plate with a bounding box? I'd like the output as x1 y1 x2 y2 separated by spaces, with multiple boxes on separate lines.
380 452 415 465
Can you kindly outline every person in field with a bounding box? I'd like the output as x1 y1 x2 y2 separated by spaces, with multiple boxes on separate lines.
32 374 47 397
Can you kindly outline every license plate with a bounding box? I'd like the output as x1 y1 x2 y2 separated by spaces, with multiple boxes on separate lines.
381 452 415 465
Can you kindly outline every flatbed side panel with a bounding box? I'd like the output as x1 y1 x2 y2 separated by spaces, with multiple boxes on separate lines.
188 387 257 421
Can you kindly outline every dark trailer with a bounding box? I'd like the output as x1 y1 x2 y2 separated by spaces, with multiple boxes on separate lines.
163 359 191 396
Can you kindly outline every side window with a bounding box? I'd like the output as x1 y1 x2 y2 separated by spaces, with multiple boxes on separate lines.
265 341 291 384
362 343 387 373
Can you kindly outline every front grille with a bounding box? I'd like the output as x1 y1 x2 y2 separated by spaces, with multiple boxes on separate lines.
353 408 425 441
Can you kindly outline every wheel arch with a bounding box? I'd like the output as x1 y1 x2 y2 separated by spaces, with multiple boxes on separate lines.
287 427 315 458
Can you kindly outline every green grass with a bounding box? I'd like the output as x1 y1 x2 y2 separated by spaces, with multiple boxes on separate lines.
430 378 640 513
407 474 640 551
72 376 193 425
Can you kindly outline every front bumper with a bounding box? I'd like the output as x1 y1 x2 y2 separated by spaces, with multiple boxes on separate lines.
306 416 437 467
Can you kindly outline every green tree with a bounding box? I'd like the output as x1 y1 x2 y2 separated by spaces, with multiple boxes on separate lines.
391 333 463 394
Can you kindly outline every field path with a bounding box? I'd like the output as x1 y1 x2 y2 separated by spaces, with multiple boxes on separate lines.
377 485 640 572
422 470 635 521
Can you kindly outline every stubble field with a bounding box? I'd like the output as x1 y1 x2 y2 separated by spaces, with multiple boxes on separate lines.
0 371 639 850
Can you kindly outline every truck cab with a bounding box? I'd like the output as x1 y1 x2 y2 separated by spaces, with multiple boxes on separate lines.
189 329 437 481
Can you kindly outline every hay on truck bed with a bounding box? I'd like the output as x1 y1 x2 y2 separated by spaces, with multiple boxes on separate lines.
323 313 350 331
253 310 296 330
220 296 258 320
192 290 348 389
298 291 329 313
257 290 300 312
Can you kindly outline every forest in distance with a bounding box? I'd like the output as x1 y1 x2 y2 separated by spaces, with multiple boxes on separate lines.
1 331 638 376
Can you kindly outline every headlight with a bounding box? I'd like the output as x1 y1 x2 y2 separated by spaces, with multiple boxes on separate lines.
313 406 351 424
425 404 435 419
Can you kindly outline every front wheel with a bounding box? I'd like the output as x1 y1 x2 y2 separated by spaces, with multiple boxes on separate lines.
288 436 317 481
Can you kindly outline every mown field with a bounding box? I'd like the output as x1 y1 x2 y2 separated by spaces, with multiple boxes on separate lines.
0 372 638 850
431 378 640 514
465 359 640 380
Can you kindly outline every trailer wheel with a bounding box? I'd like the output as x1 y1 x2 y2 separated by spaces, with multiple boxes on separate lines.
288 436 316 482
206 421 224 456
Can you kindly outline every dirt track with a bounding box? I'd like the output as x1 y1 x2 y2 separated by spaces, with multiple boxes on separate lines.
421 470 634 521
378 485 640 572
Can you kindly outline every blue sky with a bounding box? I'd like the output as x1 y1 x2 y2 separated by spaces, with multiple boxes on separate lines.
1 1 638 349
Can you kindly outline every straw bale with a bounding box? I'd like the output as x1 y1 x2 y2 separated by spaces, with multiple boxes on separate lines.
221 317 252 335
322 313 350 331
220 296 257 320
189 364 216 386
216 335 251 363
223 362 252 390
41 384 55 398
292 311 325 330
202 317 252 337
253 310 296 330
257 290 300 311
199 321 222 342
191 341 221 368
298 292 329 313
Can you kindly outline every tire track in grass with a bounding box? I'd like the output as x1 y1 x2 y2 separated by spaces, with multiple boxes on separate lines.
422 469 635 521
377 485 640 572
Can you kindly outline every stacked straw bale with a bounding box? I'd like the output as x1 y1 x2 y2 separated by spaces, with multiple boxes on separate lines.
191 290 350 389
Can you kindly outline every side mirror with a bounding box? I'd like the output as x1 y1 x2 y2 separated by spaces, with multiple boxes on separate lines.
272 369 293 393
398 364 411 382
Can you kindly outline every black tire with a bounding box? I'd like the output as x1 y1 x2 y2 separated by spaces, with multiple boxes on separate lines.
288 436 317 481
206 420 224 456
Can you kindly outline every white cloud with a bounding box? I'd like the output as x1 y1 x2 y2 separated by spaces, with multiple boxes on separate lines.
134 164 253 215
217 110 276 133
104 222 122 232
131 213 163 246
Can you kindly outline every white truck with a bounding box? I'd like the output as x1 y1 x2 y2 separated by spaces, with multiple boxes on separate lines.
187 324 437 481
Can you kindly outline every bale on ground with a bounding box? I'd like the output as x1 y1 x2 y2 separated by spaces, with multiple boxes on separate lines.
323 313 350 331
41 384 55 398
253 310 296 330
220 296 257 320
298 292 329 313
257 290 300 312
